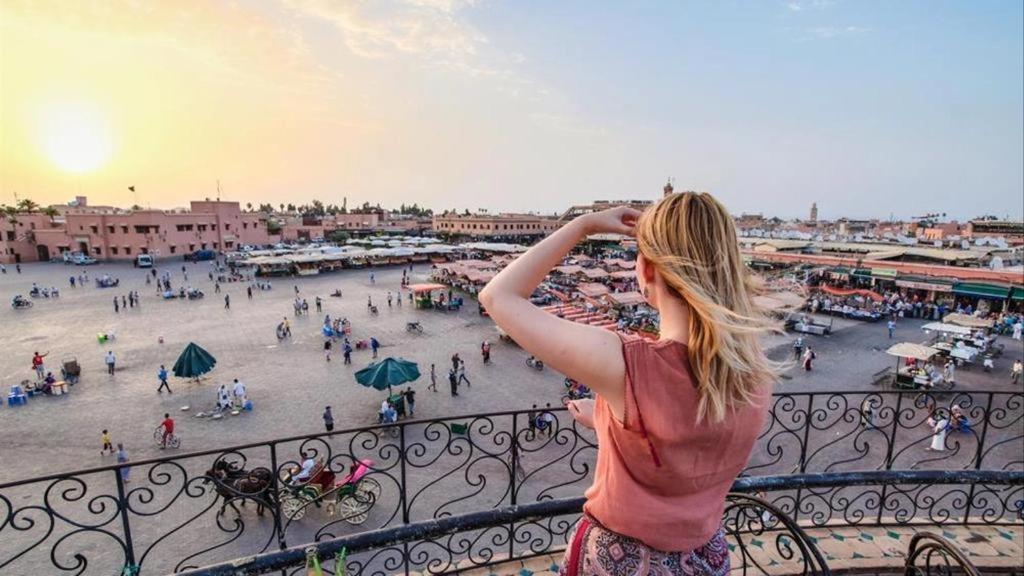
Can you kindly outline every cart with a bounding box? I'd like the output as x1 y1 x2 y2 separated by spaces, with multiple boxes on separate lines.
61 357 81 384
278 458 381 523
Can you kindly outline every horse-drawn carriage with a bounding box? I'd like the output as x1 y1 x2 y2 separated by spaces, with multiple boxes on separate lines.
279 458 381 523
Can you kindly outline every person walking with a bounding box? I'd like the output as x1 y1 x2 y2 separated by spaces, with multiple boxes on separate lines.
429 363 438 392
1012 359 1023 385
116 444 130 483
451 353 461 372
404 387 416 417
526 404 538 441
323 406 335 432
1013 321 1023 341
944 360 956 386
448 368 459 396
224 294 230 309
481 341 491 364
370 337 380 359
157 365 171 393
369 272 375 284
324 338 332 362
343 340 353 364
387 291 393 308
215 282 221 294
479 198 775 574
114 297 119 313
457 364 472 387
247 285 253 300
101 429 114 456
105 351 116 375
122 295 127 309
315 296 322 313
802 347 815 371
792 337 804 361
887 319 896 339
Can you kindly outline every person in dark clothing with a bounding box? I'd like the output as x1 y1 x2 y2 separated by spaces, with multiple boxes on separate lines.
404 388 416 416
448 368 459 396
323 406 334 432
527 404 538 441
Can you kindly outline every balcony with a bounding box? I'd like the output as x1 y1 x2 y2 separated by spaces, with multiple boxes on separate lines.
0 390 1020 575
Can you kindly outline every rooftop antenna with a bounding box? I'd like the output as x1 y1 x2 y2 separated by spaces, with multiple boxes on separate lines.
217 180 221 202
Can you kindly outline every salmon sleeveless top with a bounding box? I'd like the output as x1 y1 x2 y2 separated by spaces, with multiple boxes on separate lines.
582 333 770 552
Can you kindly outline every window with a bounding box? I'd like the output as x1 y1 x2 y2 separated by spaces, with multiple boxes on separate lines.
169 245 177 254
5 231 13 241
189 244 196 252
111 247 119 255
198 225 207 232
30 223 36 230
122 226 129 234
213 242 218 249
225 241 233 249
93 247 101 255
225 224 231 230
141 248 149 254
242 222 248 230
108 225 115 233
125 247 132 255
90 226 99 234
201 243 208 250
176 224 194 232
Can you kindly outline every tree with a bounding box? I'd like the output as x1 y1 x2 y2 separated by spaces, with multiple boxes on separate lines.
279 203 285 213
286 203 296 212
246 202 253 212
267 220 282 235
326 229 350 243
130 204 142 211
258 203 274 213
16 198 38 213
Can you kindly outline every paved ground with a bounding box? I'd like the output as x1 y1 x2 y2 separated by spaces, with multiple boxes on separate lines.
1 261 1021 483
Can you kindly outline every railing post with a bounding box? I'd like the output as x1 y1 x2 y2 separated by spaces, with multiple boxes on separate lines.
269 442 287 551
113 468 137 572
877 392 903 524
793 394 814 522
510 414 519 562
964 392 995 525
400 423 410 576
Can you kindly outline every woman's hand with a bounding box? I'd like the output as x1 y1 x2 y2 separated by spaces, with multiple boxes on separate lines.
578 206 642 236
567 399 596 429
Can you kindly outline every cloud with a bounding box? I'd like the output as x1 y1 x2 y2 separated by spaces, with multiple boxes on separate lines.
786 0 835 11
806 25 871 39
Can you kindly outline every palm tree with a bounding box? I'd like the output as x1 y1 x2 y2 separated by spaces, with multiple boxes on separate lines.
246 202 253 212
16 198 38 213
279 203 285 213
42 206 59 223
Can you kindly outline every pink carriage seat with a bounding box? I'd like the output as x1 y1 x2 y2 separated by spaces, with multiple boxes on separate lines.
340 459 374 485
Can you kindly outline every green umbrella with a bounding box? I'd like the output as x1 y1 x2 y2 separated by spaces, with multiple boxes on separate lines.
172 342 217 380
354 357 420 394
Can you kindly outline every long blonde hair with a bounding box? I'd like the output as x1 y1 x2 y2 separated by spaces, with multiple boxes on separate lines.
635 192 777 422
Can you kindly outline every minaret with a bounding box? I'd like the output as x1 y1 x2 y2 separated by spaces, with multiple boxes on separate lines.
663 178 674 197
810 202 818 223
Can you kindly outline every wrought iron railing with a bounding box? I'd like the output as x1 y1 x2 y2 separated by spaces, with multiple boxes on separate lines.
0 390 1020 575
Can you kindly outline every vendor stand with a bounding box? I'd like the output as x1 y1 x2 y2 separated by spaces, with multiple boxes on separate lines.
408 283 450 309
354 357 420 420
886 342 943 390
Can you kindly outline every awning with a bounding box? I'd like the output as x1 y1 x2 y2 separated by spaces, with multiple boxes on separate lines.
952 283 1011 300
605 291 646 306
921 322 973 336
407 283 448 294
885 342 940 361
577 282 610 297
852 268 873 278
580 268 609 279
942 313 994 329
1011 287 1024 301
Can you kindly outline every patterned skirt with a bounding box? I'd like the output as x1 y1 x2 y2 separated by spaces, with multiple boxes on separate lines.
559 515 730 576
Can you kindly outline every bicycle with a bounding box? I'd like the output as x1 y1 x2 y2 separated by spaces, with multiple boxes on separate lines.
154 426 181 449
525 356 544 371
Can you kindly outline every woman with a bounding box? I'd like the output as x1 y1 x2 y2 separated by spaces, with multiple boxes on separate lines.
480 194 777 576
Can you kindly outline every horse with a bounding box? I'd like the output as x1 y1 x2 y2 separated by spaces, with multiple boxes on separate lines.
206 462 275 517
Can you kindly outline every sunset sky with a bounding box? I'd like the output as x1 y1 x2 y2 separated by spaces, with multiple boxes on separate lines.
1 1 1021 219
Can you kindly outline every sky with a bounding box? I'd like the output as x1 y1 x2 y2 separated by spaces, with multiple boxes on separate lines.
1 0 1021 220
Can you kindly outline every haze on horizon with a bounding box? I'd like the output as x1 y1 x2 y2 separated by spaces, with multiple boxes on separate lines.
1 0 1022 221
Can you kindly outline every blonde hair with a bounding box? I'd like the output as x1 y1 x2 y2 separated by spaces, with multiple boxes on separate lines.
635 192 778 422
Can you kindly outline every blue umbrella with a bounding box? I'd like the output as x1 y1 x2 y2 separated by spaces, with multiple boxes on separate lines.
354 357 420 394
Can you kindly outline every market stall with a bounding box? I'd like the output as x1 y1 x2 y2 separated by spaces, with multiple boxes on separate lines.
886 342 942 389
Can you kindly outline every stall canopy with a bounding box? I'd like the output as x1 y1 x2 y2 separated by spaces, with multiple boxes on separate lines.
921 322 973 336
952 283 1011 300
609 270 636 279
605 291 646 306
354 357 420 394
577 282 610 297
407 283 448 294
942 313 995 329
580 268 610 279
885 342 940 361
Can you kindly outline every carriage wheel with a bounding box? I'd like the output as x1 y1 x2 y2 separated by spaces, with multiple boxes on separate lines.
280 494 308 521
337 494 370 525
356 477 382 503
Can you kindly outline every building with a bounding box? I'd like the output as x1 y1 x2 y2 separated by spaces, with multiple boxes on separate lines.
278 212 386 242
431 213 558 239
810 202 818 223
967 219 1024 245
1 198 272 263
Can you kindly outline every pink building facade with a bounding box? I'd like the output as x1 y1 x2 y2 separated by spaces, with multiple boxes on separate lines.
1 199 272 263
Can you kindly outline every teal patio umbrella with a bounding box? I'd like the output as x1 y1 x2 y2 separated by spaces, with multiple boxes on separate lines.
172 342 217 380
354 357 420 394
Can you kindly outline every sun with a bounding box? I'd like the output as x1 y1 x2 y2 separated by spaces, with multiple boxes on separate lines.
38 102 112 174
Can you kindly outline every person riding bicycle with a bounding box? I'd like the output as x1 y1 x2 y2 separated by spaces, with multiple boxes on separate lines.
158 413 175 448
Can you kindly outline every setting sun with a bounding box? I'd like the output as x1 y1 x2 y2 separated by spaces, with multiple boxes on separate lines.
37 102 112 174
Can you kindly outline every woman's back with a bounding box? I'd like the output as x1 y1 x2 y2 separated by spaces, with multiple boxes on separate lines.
585 335 769 552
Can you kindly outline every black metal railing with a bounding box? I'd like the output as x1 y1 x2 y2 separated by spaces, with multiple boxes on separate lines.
175 470 1022 576
0 390 1021 575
